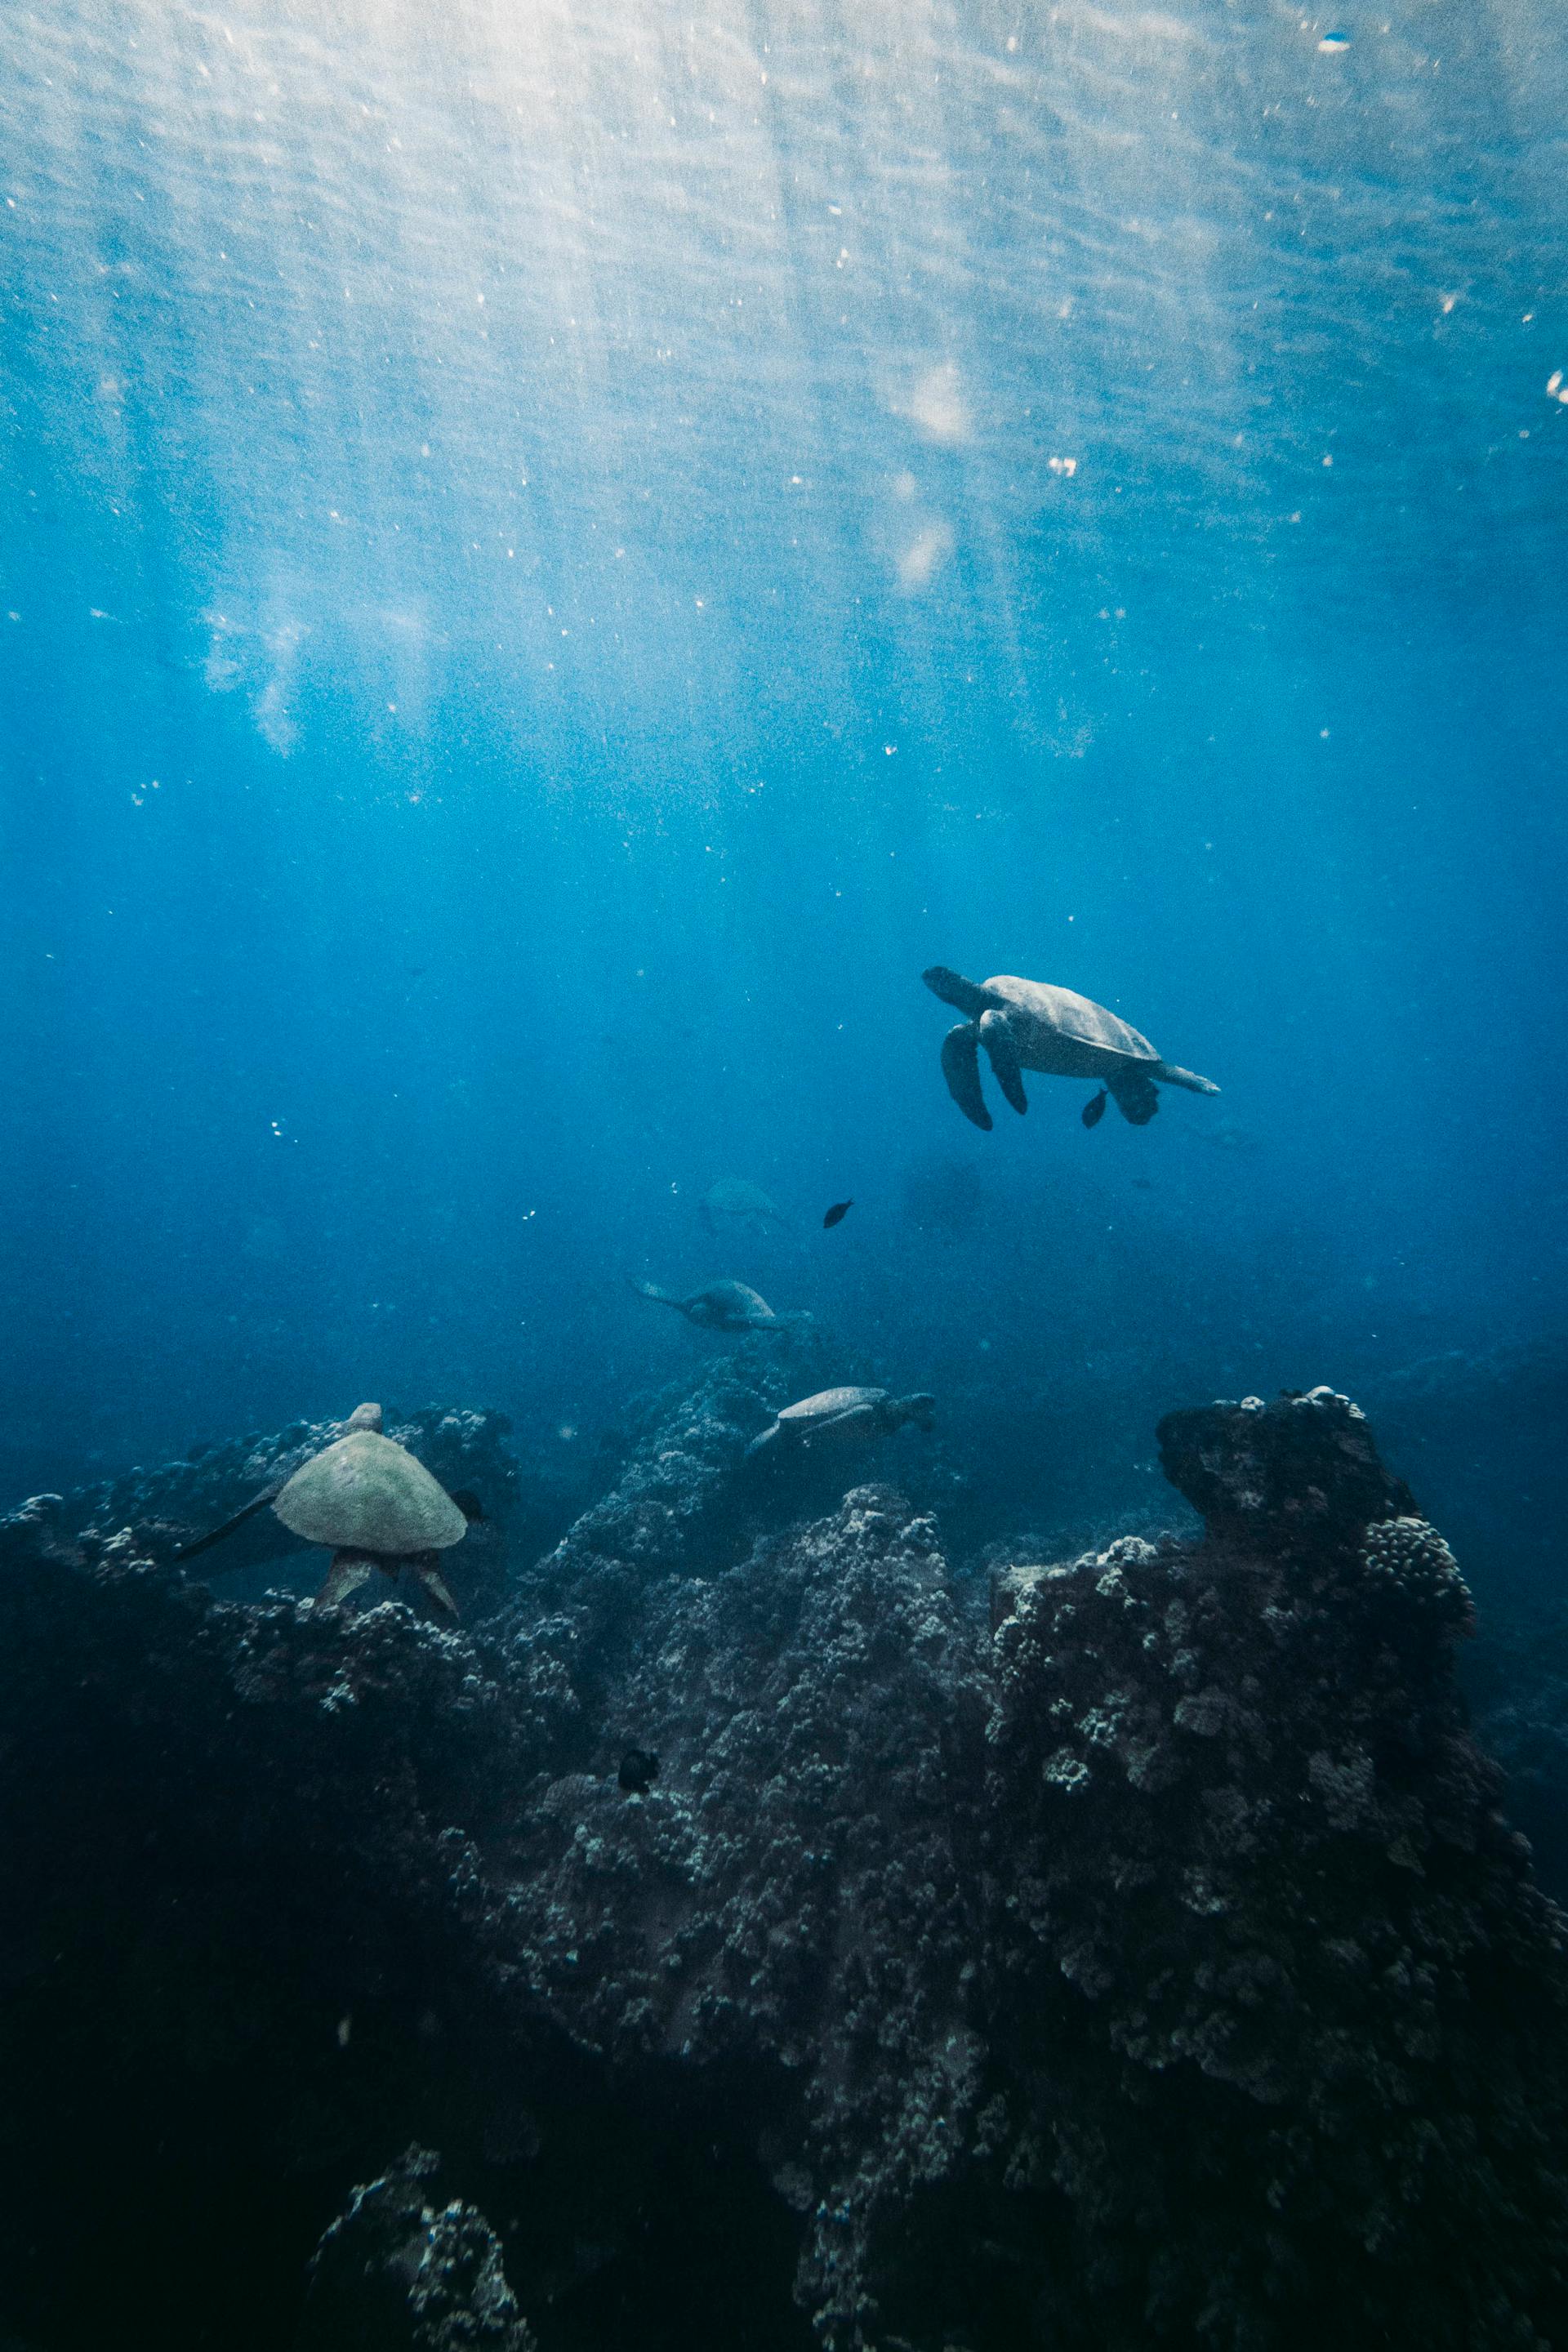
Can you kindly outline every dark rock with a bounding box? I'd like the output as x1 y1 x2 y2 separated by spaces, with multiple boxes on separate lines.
522 1323 843 1590
488 1321 849 1744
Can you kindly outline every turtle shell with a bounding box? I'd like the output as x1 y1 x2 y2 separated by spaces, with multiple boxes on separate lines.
777 1386 887 1425
697 1281 777 1319
983 977 1159 1063
273 1429 467 1554
701 1179 785 1227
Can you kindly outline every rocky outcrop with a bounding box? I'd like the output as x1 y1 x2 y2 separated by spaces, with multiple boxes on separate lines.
978 1396 1555 2350
1154 1383 1416 1548
493 1480 990 2346
301 2146 532 2351
1 1383 1565 2352
515 1323 847 1593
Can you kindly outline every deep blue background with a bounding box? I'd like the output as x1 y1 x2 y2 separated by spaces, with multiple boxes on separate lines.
2 0 1566 1543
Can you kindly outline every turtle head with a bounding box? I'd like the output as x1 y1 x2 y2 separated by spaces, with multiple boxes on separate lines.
923 965 994 1020
896 1394 937 1433
345 1401 384 1432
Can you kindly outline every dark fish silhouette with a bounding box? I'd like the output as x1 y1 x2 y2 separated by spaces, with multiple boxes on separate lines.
822 1200 853 1228
1081 1089 1107 1129
1131 1178 1152 1191
618 1746 660 1794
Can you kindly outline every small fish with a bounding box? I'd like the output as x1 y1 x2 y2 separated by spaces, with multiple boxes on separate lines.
1317 28 1350 50
822 1200 853 1228
1131 1178 1152 1191
1082 1089 1107 1129
618 1746 660 1794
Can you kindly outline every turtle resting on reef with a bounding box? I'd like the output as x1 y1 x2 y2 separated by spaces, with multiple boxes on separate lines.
173 1402 467 1613
746 1385 936 1459
923 965 1219 1130
629 1277 780 1331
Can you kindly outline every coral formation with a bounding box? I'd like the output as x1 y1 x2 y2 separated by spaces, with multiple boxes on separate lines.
2 1380 1566 2350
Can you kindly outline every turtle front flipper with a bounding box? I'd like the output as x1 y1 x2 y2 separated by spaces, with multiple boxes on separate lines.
979 1009 1027 1116
800 1403 879 1447
628 1278 682 1314
940 1022 992 1130
170 1481 279 1563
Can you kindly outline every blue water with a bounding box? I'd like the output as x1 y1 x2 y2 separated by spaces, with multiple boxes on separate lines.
3 0 1566 1539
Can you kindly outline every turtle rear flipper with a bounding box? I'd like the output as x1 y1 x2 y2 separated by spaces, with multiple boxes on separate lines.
412 1559 459 1615
314 1551 379 1609
979 1009 1027 1116
1154 1061 1221 1096
940 1023 992 1130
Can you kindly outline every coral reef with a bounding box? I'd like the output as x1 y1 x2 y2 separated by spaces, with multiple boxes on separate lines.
2 1381 1566 2350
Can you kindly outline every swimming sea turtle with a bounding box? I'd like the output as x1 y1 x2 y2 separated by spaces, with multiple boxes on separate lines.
172 1400 385 1562
923 966 1219 1129
746 1386 936 1459
173 1402 467 1612
629 1277 780 1331
272 1413 467 1612
698 1178 787 1240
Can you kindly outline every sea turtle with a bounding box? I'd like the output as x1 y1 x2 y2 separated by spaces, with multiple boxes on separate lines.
629 1277 780 1331
698 1178 787 1240
172 1402 468 1612
271 1413 468 1612
172 1399 385 1562
746 1386 936 1459
923 966 1219 1130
